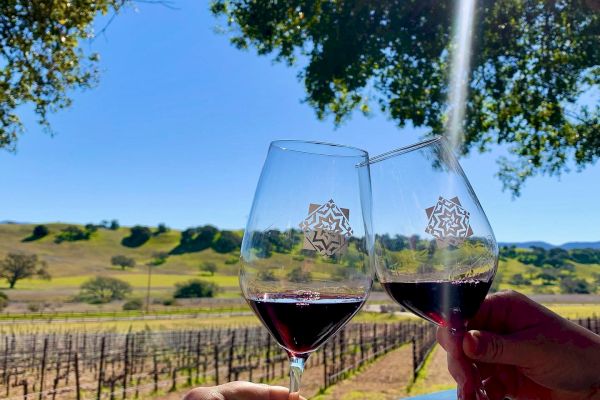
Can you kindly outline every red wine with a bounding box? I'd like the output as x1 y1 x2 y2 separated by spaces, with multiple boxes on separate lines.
247 293 365 358
381 280 491 329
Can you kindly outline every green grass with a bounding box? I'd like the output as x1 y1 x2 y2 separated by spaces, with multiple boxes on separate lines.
496 257 599 294
0 223 598 312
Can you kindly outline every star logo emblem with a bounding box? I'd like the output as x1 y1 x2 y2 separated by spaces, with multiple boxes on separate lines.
425 196 473 248
299 199 352 257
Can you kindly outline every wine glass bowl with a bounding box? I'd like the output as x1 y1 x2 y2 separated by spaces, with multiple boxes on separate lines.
369 137 498 331
240 140 373 395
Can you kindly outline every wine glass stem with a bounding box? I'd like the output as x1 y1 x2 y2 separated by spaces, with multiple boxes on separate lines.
289 356 305 395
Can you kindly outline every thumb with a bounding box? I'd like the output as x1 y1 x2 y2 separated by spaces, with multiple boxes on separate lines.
463 330 524 365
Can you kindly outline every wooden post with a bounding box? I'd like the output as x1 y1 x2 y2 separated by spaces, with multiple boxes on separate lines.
74 353 81 400
97 336 106 400
39 337 48 400
214 343 220 385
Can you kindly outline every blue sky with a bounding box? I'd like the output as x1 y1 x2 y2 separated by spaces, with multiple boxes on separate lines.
0 1 598 245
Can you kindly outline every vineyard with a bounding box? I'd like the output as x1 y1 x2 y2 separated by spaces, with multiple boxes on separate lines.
0 321 436 400
0 317 597 400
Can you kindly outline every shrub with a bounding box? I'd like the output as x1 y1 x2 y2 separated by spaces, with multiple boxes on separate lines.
109 220 120 230
174 279 218 298
537 269 559 285
55 225 90 243
79 276 132 304
287 267 312 283
560 277 594 294
150 252 168 266
122 298 144 311
157 223 170 234
212 231 242 253
121 226 152 248
508 273 531 286
224 257 239 265
258 270 277 281
199 262 217 276
27 302 43 312
0 292 8 311
162 298 177 306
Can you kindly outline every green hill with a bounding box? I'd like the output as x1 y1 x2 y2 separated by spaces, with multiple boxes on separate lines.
0 223 242 307
0 223 597 311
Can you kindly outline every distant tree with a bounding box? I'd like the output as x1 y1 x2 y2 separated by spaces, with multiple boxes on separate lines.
537 269 559 285
100 220 110 229
121 226 152 248
150 251 169 266
258 269 277 282
199 262 217 276
122 298 144 311
23 224 50 242
111 255 136 270
570 249 600 264
499 245 517 259
109 220 120 230
546 248 570 268
0 292 8 311
508 273 531 286
32 225 49 239
54 225 91 243
172 225 219 254
156 223 170 235
84 223 99 233
0 253 50 289
212 231 242 253
79 276 132 304
287 267 312 283
173 280 218 298
560 277 594 294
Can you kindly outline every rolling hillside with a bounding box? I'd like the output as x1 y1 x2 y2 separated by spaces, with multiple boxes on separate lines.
0 223 242 308
0 223 597 311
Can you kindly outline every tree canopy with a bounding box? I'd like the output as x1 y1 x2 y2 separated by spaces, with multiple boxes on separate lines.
0 0 127 149
212 0 599 195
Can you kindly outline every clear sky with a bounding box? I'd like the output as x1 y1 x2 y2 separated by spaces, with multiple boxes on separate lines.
0 1 598 245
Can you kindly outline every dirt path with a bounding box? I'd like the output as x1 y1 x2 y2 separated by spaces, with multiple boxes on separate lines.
314 345 413 400
407 345 455 397
154 345 455 400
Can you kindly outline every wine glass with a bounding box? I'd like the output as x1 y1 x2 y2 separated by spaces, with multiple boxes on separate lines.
240 140 373 397
368 136 498 398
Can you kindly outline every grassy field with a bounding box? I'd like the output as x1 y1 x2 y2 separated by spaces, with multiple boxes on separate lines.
0 223 598 315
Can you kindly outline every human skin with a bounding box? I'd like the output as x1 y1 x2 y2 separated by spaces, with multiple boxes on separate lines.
437 291 600 400
183 381 305 400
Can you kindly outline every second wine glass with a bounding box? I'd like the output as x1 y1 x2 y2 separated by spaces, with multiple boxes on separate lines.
240 140 373 397
369 136 498 398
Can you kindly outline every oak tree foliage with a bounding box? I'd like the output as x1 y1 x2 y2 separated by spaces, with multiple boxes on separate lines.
212 0 599 195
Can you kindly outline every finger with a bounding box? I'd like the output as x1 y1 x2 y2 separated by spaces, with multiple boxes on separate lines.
463 330 529 366
447 350 481 400
183 382 293 400
467 291 547 333
437 327 463 358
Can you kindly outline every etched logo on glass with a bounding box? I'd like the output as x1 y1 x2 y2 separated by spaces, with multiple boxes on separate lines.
425 196 473 248
299 199 352 257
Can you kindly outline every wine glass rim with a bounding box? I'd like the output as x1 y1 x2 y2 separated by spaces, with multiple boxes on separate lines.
363 136 444 166
271 140 368 158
